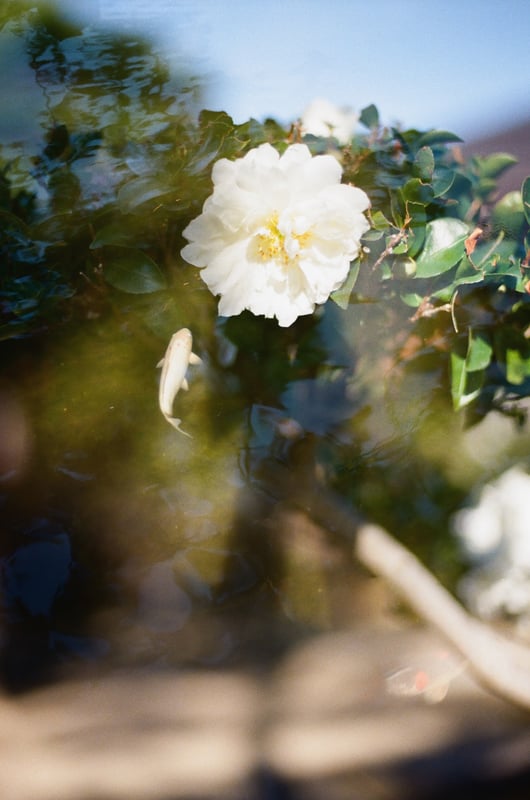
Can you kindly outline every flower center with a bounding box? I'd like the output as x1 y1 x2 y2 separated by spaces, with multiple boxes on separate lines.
256 212 312 266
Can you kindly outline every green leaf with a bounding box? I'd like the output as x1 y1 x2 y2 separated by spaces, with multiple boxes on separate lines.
117 176 175 213
474 152 518 179
432 167 456 198
400 291 424 308
330 260 360 308
452 258 488 286
362 228 385 242
199 109 235 129
407 203 427 258
390 192 405 229
475 177 498 199
416 130 462 147
401 178 434 207
450 330 490 410
102 247 167 293
370 210 391 231
392 239 408 255
31 212 84 243
522 176 530 225
506 348 530 385
466 329 492 372
359 104 379 129
90 222 135 249
414 146 435 181
451 349 469 409
491 191 526 238
415 218 469 278
196 109 244 162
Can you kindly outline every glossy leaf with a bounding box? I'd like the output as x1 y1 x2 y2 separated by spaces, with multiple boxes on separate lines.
415 218 468 278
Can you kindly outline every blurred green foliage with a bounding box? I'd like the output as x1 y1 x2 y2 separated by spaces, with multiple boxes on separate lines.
2 1 528 432
1 2 530 483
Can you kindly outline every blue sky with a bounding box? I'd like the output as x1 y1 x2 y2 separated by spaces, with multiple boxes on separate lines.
63 0 530 140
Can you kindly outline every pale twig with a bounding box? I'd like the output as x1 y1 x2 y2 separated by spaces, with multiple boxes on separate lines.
371 230 408 273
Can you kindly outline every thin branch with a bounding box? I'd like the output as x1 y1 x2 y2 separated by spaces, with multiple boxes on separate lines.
371 229 407 272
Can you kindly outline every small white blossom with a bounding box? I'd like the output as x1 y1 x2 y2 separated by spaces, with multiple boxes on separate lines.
301 98 358 144
181 143 370 327
452 467 530 626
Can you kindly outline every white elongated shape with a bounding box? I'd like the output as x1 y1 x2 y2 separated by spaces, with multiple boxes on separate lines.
157 328 202 436
181 143 370 327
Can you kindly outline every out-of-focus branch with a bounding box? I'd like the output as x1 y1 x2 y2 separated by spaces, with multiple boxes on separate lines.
258 458 530 711
355 522 530 712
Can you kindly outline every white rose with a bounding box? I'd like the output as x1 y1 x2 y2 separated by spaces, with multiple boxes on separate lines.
301 98 358 144
181 143 370 327
453 466 530 622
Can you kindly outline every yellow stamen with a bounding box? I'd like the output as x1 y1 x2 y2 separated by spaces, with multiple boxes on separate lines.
256 213 313 266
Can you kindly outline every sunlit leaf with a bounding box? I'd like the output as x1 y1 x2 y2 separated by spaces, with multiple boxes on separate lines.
330 261 360 308
370 210 391 231
505 347 530 385
400 291 424 307
415 218 468 278
466 329 492 372
450 333 487 410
